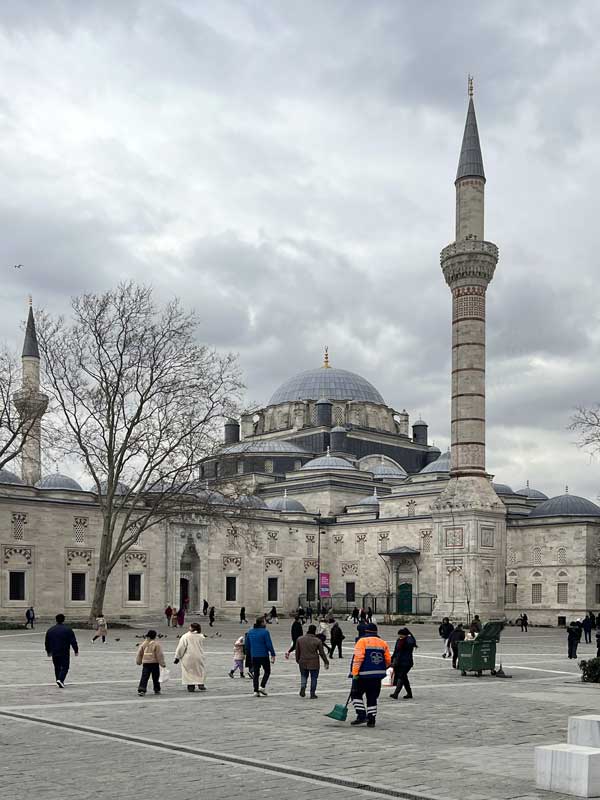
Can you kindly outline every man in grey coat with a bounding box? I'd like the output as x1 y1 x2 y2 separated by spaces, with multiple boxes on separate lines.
295 624 329 698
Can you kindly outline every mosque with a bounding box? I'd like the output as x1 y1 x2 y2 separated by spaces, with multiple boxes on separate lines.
1 89 598 625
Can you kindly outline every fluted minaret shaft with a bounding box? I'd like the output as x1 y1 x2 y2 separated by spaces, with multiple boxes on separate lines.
441 95 498 479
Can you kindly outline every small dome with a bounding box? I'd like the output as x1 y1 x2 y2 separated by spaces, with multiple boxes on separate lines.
267 492 306 512
528 494 600 519
413 419 428 427
36 473 83 491
269 366 385 405
96 480 130 495
371 458 407 479
236 494 268 509
331 426 346 433
420 450 450 474
315 397 332 406
492 482 514 495
196 488 226 505
301 449 356 471
358 489 380 506
0 468 24 485
516 485 548 500
221 440 308 455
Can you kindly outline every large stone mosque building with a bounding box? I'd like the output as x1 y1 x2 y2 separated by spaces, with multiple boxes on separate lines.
1 91 599 626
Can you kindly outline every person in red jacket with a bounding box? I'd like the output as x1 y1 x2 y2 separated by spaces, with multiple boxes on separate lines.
349 622 391 727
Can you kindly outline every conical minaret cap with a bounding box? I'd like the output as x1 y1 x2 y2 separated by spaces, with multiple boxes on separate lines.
456 97 485 182
22 305 40 359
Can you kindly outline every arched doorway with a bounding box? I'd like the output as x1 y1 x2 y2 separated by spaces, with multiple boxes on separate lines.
397 582 413 614
180 577 190 610
179 536 201 611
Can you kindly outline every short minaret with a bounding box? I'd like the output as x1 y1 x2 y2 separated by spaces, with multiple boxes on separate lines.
13 303 48 485
432 80 506 620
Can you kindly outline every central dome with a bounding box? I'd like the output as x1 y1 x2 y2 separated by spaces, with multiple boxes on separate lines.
269 367 385 405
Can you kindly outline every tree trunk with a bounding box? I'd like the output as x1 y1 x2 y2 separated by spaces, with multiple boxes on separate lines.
89 571 108 623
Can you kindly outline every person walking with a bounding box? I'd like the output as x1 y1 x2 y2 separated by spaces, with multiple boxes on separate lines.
239 606 247 624
366 606 374 623
390 628 416 700
295 624 329 698
269 605 279 624
297 605 306 624
91 615 108 644
209 606 215 627
349 622 391 727
136 629 166 696
596 627 600 658
176 607 185 628
583 614 593 644
25 606 35 629
567 620 581 659
330 620 345 658
229 635 246 679
438 617 454 658
165 605 173 627
45 614 79 688
318 617 332 656
351 606 360 625
449 624 465 669
174 622 207 692
245 616 276 697
306 604 313 623
471 615 482 634
202 599 209 616
520 613 528 632
285 616 304 659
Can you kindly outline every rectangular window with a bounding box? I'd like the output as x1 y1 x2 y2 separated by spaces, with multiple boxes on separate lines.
268 534 277 554
306 578 316 602
557 583 568 604
306 537 314 556
505 583 517 604
267 577 278 602
345 581 356 603
236 461 244 475
531 583 542 604
356 535 366 555
9 571 25 601
71 572 86 602
226 575 237 602
128 573 142 602
481 528 495 548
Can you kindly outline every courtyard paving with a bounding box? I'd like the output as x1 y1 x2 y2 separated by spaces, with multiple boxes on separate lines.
0 618 597 800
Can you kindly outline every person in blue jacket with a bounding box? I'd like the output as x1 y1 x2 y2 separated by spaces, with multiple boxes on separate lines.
245 616 276 696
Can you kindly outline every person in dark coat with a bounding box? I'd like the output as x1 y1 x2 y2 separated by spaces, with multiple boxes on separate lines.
583 614 593 644
165 605 173 626
285 616 304 659
351 606 360 624
202 599 209 616
366 606 374 623
567 620 581 659
239 606 247 624
330 620 345 658
449 624 465 669
269 606 279 624
45 614 79 687
520 613 528 632
438 617 454 658
208 606 215 627
596 627 600 658
390 628 416 699
25 607 35 629
357 618 369 639
306 604 313 622
177 607 185 627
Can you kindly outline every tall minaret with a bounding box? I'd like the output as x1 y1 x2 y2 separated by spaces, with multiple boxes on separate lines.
13 302 48 485
432 80 506 620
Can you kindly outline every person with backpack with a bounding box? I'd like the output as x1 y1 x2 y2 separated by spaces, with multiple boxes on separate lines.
389 628 417 700
136 629 166 696
349 622 391 727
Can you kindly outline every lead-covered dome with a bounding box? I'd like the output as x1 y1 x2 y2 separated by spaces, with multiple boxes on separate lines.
528 494 600 519
420 450 450 474
269 367 384 405
267 492 306 512
0 468 24 485
301 452 357 471
222 440 308 455
516 485 548 501
36 473 83 491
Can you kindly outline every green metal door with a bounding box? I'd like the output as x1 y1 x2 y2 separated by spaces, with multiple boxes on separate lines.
397 582 412 614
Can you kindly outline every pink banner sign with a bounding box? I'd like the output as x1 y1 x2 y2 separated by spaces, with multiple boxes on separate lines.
319 572 331 597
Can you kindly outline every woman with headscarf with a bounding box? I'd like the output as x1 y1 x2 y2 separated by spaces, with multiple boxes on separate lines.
174 622 207 692
389 628 417 700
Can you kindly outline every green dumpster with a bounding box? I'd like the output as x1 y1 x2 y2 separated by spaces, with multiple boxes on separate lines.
458 620 505 677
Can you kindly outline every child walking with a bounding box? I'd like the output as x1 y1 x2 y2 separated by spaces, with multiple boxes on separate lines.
92 616 108 644
229 635 246 678
136 629 166 695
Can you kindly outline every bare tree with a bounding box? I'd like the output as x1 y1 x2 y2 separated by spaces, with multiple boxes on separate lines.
37 283 242 620
0 346 47 472
570 405 600 455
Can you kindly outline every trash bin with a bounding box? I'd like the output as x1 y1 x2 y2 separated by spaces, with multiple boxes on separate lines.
458 620 505 677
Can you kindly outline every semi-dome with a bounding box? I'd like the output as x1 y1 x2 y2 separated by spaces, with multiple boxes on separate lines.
0 468 24 485
371 457 407 479
492 482 514 495
528 494 600 519
420 450 451 474
269 367 384 405
221 440 308 455
36 473 83 491
516 484 548 501
267 491 306 512
236 494 268 509
358 488 380 506
300 449 357 471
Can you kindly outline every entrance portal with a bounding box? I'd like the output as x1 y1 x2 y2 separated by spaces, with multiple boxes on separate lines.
179 536 201 611
397 582 412 614
180 577 190 610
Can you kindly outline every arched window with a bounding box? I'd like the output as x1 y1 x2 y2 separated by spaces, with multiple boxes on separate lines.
532 547 542 566
557 547 567 565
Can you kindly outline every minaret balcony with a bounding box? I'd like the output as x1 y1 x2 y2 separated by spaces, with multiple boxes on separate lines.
440 239 498 288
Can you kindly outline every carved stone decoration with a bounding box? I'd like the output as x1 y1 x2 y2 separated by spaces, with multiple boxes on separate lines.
264 557 283 573
267 531 278 540
223 555 242 571
66 548 93 566
333 535 344 544
305 534 316 544
3 546 33 565
341 561 359 576
378 532 389 543
303 559 318 573
407 500 416 517
123 551 147 568
356 534 367 543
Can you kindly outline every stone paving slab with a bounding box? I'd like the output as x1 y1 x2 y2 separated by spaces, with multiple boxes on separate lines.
0 620 596 800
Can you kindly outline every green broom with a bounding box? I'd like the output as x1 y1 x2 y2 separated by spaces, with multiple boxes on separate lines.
325 692 351 722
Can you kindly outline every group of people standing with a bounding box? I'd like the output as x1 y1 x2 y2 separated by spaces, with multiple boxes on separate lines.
567 615 597 659
437 616 481 669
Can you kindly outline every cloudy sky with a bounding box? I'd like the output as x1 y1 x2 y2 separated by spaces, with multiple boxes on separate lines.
1 1 599 499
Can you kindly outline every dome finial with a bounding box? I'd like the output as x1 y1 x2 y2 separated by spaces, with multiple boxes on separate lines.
322 346 330 369
28 294 32 307
326 446 330 456
468 74 474 98
565 484 569 494
526 479 530 489
283 488 287 498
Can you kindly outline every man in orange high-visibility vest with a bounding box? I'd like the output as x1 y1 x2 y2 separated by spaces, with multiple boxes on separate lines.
349 622 391 727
